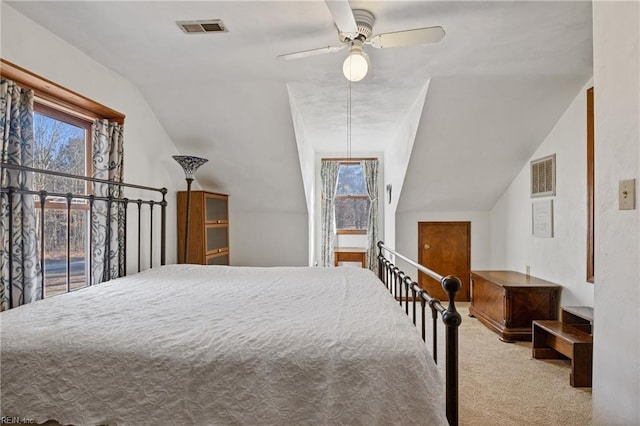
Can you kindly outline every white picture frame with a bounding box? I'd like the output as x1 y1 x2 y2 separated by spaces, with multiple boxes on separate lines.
532 199 554 238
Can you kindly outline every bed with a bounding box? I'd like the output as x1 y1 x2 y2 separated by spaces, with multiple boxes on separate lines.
1 163 461 425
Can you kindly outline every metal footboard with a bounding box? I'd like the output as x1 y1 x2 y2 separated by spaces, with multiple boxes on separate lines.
1 162 167 308
377 241 462 426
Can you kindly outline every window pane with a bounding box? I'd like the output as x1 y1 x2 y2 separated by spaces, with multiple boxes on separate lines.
334 163 370 232
335 197 370 231
336 164 367 195
37 209 88 297
33 112 87 197
31 107 91 297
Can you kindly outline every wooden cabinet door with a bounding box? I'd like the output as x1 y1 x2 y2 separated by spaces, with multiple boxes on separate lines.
207 252 229 266
418 222 471 301
177 190 230 265
205 193 228 224
206 224 229 254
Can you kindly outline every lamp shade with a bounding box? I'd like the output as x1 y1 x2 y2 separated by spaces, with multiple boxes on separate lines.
173 155 208 180
342 45 370 82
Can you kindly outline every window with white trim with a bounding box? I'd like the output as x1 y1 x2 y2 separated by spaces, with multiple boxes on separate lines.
335 162 369 234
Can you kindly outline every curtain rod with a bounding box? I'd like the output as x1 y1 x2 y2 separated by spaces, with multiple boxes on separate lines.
321 157 378 162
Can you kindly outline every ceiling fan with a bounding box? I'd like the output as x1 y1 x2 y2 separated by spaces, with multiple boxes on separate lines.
276 0 445 82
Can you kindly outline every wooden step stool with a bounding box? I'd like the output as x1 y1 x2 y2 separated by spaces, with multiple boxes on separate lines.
532 306 593 387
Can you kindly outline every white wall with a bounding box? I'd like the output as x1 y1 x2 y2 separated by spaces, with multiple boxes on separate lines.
489 80 595 308
230 210 307 267
383 82 430 250
395 210 491 279
1 4 185 270
592 1 640 424
288 89 316 265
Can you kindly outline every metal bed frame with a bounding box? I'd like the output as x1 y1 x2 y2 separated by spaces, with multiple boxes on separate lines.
1 162 167 308
1 163 461 425
377 241 462 426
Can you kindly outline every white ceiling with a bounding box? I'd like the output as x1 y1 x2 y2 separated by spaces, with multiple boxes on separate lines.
6 1 593 213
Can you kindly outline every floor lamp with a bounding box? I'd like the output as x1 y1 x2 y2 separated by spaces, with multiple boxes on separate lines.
173 155 208 263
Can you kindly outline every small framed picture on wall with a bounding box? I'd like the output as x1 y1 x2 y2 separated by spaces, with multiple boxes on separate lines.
532 199 554 238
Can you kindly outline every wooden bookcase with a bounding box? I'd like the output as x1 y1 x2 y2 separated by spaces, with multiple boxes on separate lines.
177 190 229 265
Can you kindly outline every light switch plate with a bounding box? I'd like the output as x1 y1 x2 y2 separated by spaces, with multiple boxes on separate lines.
619 179 636 210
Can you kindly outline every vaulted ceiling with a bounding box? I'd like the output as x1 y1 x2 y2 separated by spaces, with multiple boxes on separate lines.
6 1 593 214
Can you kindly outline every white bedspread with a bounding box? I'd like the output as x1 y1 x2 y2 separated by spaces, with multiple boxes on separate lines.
1 265 446 425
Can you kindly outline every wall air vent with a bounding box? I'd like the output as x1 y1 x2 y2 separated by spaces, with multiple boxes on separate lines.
531 154 556 197
177 20 227 34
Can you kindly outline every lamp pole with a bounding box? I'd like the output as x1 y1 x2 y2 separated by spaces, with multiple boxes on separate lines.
184 177 193 263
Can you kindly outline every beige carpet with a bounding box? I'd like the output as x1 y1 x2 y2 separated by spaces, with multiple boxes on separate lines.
423 302 592 426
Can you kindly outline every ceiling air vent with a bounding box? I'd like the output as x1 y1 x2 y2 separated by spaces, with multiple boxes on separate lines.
531 154 556 197
177 20 227 34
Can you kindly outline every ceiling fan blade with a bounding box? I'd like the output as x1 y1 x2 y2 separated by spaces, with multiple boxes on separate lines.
276 45 345 61
369 26 445 49
325 0 359 39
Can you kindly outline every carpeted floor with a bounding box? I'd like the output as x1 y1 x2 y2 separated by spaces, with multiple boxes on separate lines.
424 302 592 426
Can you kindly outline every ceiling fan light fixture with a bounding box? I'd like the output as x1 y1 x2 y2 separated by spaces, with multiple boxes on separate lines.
342 44 370 82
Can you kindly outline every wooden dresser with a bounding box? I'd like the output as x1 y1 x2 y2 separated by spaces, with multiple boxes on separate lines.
469 271 560 341
177 190 229 265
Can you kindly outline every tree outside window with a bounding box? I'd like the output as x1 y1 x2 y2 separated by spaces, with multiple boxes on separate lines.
33 103 92 297
335 163 369 234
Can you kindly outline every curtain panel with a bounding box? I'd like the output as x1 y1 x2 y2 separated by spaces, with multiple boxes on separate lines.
0 79 42 310
361 159 379 272
91 119 124 284
320 160 340 267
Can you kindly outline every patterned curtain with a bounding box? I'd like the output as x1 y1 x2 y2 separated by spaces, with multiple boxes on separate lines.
320 160 340 267
361 159 379 272
91 119 124 284
0 79 42 310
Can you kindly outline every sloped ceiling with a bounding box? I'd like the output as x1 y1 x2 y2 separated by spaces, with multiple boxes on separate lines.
5 1 593 214
399 75 588 212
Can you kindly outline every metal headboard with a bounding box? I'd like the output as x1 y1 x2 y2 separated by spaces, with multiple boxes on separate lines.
1 162 167 308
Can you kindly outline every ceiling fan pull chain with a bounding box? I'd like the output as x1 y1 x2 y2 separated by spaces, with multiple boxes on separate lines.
346 78 352 161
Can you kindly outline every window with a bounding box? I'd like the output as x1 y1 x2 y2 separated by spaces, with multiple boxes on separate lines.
335 163 370 234
1 59 125 297
33 103 92 297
